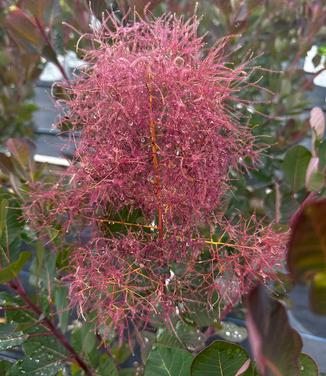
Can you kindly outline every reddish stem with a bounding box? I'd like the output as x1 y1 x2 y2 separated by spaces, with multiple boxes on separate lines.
9 279 94 376
33 16 69 82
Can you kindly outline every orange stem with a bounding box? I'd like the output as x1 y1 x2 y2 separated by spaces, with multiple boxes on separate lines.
101 218 158 230
147 67 164 238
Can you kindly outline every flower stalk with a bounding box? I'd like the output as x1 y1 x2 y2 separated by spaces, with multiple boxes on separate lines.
147 66 164 238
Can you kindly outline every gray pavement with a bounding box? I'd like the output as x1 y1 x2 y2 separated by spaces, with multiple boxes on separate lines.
33 84 76 159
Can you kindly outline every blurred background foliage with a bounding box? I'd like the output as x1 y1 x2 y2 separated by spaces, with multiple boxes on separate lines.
0 0 326 375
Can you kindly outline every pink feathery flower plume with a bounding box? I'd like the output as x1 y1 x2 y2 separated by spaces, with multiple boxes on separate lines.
25 14 285 333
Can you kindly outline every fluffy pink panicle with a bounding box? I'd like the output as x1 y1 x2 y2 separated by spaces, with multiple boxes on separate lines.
56 14 257 231
25 14 285 331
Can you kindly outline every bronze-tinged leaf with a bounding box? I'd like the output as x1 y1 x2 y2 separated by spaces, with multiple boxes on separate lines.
5 7 44 52
288 200 326 281
5 138 36 182
246 285 302 376
0 153 15 176
6 138 36 171
21 0 54 20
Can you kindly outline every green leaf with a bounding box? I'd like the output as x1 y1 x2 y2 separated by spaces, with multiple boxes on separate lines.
96 356 118 376
144 345 192 376
287 199 326 314
191 340 250 376
318 46 326 56
156 327 183 350
71 321 96 355
0 360 12 373
318 139 326 170
119 369 137 376
0 198 8 238
156 321 205 351
299 353 319 375
0 322 27 347
54 285 69 332
23 335 67 357
282 145 311 192
110 344 131 365
0 251 32 284
0 324 26 351
306 170 324 192
10 336 68 376
265 189 298 224
10 351 66 376
0 334 26 351
0 192 24 247
246 285 302 376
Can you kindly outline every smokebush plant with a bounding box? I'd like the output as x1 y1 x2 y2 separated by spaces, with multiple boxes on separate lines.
26 15 285 336
1 9 322 376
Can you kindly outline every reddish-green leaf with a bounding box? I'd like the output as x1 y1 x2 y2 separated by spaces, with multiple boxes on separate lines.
0 153 15 176
6 138 36 181
287 200 326 314
21 0 54 20
288 200 326 279
5 7 44 52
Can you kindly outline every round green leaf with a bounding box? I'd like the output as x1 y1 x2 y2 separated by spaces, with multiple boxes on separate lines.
144 345 192 376
191 340 249 376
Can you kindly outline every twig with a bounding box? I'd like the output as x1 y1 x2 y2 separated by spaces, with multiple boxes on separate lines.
33 17 69 82
274 181 281 224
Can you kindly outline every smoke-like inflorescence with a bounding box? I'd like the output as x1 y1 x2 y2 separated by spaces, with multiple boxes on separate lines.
25 14 286 334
